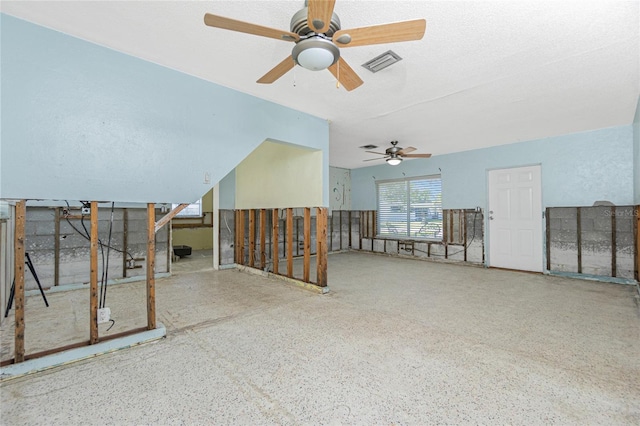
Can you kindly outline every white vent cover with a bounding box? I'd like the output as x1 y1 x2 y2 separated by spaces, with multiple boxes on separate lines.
362 50 402 73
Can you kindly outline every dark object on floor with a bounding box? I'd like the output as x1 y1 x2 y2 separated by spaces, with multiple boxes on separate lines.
173 245 192 258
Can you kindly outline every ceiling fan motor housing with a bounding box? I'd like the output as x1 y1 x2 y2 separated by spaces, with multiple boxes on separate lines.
290 7 341 36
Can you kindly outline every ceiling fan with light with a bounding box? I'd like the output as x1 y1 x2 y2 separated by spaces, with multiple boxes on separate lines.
365 141 432 165
203 0 426 91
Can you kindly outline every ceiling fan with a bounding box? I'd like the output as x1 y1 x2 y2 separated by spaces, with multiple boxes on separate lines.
364 141 432 165
203 0 426 91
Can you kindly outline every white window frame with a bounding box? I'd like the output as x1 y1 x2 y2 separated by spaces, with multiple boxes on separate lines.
376 175 443 240
172 199 202 218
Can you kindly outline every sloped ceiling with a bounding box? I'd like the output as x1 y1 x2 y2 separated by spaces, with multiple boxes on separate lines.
2 1 638 169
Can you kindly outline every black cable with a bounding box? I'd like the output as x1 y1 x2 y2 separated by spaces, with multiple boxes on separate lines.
63 201 135 261
102 202 115 308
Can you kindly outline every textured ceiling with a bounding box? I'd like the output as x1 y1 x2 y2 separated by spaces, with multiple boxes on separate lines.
2 1 639 169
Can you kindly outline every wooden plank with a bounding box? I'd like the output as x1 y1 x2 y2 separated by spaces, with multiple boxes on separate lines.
635 205 639 282
272 209 279 274
146 203 156 330
316 208 328 287
287 208 293 277
14 200 26 363
238 210 245 265
249 210 256 268
154 203 189 233
611 206 616 277
303 207 311 282
54 207 60 286
260 209 266 269
234 210 240 263
545 208 551 271
577 207 582 274
89 201 99 344
122 209 128 278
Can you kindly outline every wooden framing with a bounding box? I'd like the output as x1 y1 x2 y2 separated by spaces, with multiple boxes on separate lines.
146 203 156 330
260 209 266 269
54 207 60 286
154 203 189 233
303 208 311 282
316 208 328 287
272 209 279 274
89 201 99 344
237 210 245 264
248 209 255 268
13 200 26 363
287 208 293 277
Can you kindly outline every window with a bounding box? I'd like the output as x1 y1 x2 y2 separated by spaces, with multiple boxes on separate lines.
172 199 202 217
377 175 442 240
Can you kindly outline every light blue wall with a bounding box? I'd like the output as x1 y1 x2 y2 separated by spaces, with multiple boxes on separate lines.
352 125 634 210
634 97 640 205
0 14 329 205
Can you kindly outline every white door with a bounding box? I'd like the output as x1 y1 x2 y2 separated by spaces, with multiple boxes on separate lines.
488 165 543 272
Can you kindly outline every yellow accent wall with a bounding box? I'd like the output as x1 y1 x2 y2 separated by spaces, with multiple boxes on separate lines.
236 140 323 209
172 188 214 250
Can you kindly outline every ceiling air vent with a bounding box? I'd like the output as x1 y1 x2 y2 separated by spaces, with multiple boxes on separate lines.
362 50 402 73
359 144 378 149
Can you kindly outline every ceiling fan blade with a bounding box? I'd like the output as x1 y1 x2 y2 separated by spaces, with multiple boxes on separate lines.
365 150 387 155
204 13 299 42
397 146 416 155
402 153 432 158
363 157 386 162
333 19 426 48
307 0 336 33
257 56 296 84
327 58 364 91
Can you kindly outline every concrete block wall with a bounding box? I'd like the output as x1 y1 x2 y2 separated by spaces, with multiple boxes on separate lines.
23 207 169 291
547 205 635 280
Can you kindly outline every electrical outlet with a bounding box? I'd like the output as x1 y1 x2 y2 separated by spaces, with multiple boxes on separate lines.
97 307 111 324
81 206 90 215
475 206 481 212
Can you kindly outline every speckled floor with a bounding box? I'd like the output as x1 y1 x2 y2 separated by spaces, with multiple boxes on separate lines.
1 252 639 424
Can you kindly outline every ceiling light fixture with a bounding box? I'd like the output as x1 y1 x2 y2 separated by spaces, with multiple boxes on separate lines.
292 37 340 71
386 154 402 166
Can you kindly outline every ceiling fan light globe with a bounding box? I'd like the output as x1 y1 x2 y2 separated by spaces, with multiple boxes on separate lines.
386 157 402 166
292 37 340 71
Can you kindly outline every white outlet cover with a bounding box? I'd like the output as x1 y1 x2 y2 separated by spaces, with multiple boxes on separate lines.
97 307 111 324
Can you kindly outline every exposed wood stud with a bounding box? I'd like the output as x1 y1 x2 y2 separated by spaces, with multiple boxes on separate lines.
146 203 157 331
287 208 294 278
634 205 639 282
303 207 311 282
463 211 468 262
272 209 279 274
260 209 266 269
167 215 172 273
154 203 189 233
123 209 128 278
249 209 256 268
234 210 240 263
545 208 551 271
316 207 328 287
577 207 582 274
238 210 246 265
449 210 454 244
611 206 616 277
14 200 26 363
348 211 352 248
54 207 60 286
90 201 99 344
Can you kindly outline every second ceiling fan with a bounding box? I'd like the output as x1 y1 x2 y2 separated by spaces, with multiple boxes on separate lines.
204 0 426 91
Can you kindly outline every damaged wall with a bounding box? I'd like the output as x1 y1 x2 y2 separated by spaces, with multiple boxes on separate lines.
20 206 169 291
547 205 636 280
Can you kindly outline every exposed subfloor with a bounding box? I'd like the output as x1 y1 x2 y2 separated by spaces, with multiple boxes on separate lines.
1 251 639 424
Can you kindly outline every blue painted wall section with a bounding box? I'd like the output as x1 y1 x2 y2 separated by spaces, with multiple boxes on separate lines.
0 14 329 204
633 96 640 205
352 125 635 210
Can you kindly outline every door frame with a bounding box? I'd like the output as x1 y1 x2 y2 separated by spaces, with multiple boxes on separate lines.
485 163 544 271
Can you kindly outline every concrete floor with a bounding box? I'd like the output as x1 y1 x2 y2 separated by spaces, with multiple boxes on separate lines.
1 251 639 424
